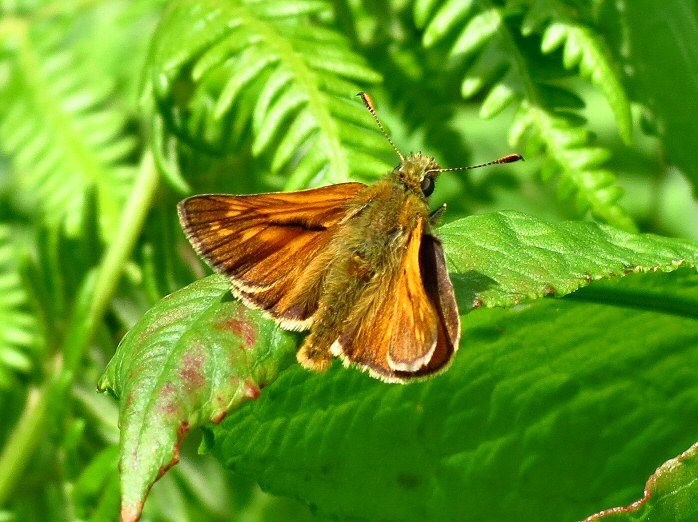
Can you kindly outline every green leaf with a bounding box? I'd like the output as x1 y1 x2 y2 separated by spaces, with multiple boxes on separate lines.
206 268 698 521
520 1 632 143
586 442 698 521
98 275 299 521
537 20 632 143
439 211 697 309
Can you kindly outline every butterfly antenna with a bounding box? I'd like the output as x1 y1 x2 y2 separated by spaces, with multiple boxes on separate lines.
357 92 404 162
426 153 524 175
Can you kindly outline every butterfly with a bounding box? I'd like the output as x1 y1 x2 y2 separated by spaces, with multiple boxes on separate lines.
178 92 522 382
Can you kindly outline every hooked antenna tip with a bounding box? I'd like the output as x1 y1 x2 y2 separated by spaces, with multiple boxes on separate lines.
499 153 524 163
356 92 404 162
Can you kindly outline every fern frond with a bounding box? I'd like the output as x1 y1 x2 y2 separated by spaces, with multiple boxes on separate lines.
0 226 38 390
146 0 388 190
0 19 137 238
511 105 630 226
521 0 632 143
414 0 636 231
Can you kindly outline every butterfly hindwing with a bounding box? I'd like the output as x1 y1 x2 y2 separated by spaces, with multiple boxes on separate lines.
330 217 460 381
414 232 460 375
387 219 439 372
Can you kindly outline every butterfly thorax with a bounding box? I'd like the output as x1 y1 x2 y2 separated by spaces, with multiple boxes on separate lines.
335 153 439 268
310 153 438 324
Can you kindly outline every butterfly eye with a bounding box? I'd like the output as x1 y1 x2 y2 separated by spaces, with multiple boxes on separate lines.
420 175 435 196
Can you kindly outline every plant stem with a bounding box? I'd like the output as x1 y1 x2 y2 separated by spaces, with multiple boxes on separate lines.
64 152 160 372
0 371 52 506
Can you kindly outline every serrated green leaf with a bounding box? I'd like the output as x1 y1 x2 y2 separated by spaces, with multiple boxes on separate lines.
415 2 635 229
98 275 299 521
206 268 698 522
563 25 632 144
439 211 697 309
524 3 633 144
523 107 636 231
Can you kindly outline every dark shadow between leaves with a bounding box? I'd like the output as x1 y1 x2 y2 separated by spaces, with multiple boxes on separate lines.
450 270 500 312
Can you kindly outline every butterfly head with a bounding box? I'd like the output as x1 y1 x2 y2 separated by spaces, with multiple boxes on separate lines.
397 152 441 197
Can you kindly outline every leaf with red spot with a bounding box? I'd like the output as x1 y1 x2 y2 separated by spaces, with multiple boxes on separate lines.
98 275 298 522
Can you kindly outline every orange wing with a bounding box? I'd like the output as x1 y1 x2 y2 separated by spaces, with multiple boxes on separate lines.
329 218 460 382
178 182 366 328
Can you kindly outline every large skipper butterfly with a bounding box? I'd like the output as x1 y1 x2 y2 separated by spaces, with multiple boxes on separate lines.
178 93 522 382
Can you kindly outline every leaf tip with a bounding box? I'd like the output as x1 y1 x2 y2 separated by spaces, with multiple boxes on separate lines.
121 503 144 522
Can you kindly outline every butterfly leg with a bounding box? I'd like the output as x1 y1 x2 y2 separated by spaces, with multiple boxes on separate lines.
429 204 447 225
297 339 334 371
296 293 352 372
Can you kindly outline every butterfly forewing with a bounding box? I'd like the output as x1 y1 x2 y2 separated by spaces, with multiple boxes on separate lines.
178 183 366 326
